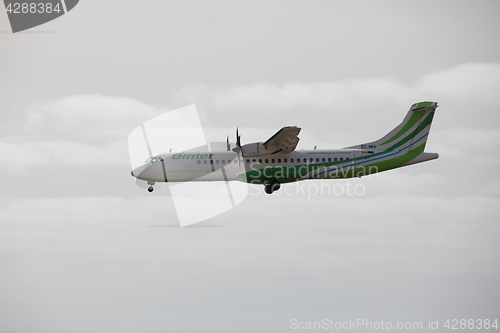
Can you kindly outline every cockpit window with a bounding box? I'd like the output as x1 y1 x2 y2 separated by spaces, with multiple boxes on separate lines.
145 156 160 163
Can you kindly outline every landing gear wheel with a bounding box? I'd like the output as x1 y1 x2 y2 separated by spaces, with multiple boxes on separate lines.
148 186 154 193
264 178 281 194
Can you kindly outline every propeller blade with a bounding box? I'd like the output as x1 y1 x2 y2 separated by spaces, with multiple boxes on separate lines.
236 127 242 168
236 127 241 148
226 136 230 151
140 124 153 158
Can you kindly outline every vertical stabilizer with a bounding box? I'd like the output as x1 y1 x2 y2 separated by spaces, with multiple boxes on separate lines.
345 101 437 153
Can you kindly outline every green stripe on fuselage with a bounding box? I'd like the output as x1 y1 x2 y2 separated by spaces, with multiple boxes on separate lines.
332 143 426 179
380 112 424 145
242 111 435 184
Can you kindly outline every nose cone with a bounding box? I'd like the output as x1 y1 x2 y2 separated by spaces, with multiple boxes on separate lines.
131 165 148 179
130 166 144 178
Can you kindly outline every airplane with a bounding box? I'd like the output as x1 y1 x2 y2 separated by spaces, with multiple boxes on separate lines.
130 101 439 194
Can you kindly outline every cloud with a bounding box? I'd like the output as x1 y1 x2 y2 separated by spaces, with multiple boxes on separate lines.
174 78 414 112
432 127 500 160
0 95 167 169
417 63 500 109
1 60 500 328
416 63 500 130
22 94 167 143
1 194 499 332
172 63 500 145
1 63 499 203
172 79 419 133
0 140 130 168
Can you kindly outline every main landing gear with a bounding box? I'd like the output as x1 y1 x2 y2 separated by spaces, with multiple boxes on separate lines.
264 177 281 195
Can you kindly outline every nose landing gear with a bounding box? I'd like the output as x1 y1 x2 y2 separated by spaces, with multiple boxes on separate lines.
147 181 155 193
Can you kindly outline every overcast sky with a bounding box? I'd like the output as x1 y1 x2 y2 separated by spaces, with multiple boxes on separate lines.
1 1 500 332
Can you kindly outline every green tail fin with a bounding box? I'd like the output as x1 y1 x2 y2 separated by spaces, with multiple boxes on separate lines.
346 101 438 153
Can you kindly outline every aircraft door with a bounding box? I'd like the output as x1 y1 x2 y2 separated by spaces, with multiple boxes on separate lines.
354 151 365 167
353 151 366 178
158 156 172 182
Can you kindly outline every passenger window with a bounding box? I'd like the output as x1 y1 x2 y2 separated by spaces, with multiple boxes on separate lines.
222 160 225 164
296 158 300 163
334 158 337 161
253 159 256 162
216 160 219 164
284 158 288 163
346 157 350 161
272 159 275 163
204 160 207 164
310 158 313 163
246 159 250 164
340 158 344 161
316 158 319 162
328 158 331 162
265 159 269 163
259 159 262 163
322 158 325 162
210 160 213 164
278 159 281 163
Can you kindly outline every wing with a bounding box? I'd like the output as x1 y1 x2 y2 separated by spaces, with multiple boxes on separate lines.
263 126 301 154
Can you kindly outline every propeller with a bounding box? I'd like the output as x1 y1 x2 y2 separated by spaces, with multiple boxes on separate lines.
226 136 230 151
236 127 242 168
236 127 241 149
136 124 154 188
141 124 153 158
128 104 251 227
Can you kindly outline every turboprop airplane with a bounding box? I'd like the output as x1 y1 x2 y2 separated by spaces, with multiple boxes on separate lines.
130 101 439 194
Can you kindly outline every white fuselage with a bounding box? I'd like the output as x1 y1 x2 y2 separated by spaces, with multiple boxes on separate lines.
131 149 361 184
